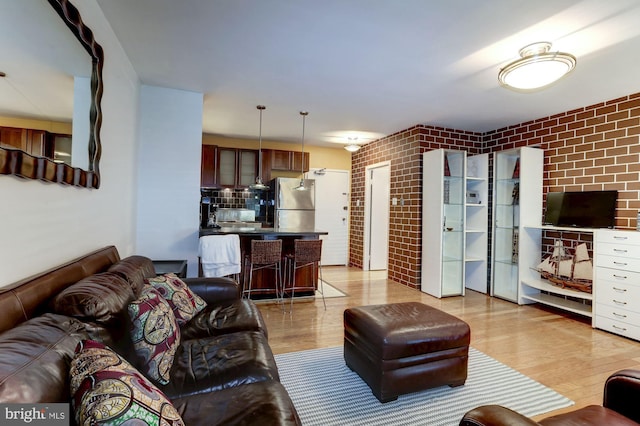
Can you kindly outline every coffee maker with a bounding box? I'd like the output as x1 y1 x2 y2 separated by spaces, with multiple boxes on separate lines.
200 197 220 228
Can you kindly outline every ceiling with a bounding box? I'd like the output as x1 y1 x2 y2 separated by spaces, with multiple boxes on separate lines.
8 1 640 150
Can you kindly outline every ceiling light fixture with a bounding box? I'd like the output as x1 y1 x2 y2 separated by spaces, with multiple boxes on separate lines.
249 105 269 190
344 136 361 152
498 42 576 91
294 111 309 191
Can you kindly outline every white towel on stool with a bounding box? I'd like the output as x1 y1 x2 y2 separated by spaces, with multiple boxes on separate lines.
198 234 241 277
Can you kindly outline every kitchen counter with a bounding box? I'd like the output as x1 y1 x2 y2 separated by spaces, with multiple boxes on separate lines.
199 227 328 238
198 227 328 298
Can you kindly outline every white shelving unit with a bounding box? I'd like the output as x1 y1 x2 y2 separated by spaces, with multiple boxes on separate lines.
422 149 466 298
491 147 543 303
465 153 488 293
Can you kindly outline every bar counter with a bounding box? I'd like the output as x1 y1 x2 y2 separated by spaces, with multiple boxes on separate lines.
199 227 328 298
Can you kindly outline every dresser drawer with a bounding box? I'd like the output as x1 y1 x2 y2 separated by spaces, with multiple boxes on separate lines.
596 242 640 259
596 267 640 287
595 282 639 310
595 315 640 341
595 254 640 273
595 303 640 325
596 229 640 245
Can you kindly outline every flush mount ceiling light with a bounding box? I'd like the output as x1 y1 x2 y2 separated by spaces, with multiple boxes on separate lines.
294 111 309 191
344 137 361 152
498 42 576 91
249 105 269 190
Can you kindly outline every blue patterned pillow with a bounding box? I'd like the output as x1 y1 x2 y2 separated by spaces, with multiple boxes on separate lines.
127 286 180 385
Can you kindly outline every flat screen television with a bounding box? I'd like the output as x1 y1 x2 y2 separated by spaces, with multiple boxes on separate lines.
543 190 617 228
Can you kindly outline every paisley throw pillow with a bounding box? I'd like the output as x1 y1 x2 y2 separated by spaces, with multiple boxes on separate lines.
127 286 180 385
70 340 184 426
146 273 207 325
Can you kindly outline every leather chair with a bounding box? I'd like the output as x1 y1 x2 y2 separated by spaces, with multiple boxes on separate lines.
460 369 640 426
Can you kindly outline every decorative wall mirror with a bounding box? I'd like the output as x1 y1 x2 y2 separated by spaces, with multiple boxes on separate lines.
0 0 104 189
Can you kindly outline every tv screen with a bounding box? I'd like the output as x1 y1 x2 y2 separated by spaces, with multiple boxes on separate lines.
543 191 617 228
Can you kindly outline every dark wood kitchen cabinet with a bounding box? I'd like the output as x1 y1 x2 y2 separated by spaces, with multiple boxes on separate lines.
217 148 257 189
260 149 310 182
0 126 54 158
201 145 218 188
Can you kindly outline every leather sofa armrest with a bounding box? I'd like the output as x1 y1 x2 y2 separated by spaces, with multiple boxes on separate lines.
459 405 541 426
603 369 640 424
183 277 241 306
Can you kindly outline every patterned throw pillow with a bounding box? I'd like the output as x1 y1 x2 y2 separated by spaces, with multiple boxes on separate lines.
146 273 207 325
70 340 184 426
127 286 180 385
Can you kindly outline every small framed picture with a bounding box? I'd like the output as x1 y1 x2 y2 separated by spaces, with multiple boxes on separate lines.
466 191 480 204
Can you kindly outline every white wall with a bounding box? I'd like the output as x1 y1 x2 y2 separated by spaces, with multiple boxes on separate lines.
0 0 140 287
135 86 203 277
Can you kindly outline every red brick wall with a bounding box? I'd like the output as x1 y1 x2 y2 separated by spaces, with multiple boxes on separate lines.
350 125 481 289
350 92 640 289
484 92 640 230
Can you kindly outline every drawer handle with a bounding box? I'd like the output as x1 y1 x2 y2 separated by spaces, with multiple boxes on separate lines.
613 249 628 253
612 287 628 292
613 261 628 266
613 312 628 319
613 275 628 280
613 300 628 305
614 236 629 240
612 325 628 331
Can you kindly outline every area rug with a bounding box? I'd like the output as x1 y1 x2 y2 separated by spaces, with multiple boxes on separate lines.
274 346 573 426
317 280 347 298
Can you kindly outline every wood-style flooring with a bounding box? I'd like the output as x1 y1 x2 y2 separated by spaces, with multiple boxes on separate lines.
256 266 640 421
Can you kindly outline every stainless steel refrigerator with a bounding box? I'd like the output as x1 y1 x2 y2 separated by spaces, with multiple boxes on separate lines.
268 177 315 229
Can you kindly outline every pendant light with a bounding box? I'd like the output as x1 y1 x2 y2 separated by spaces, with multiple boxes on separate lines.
294 111 309 191
249 105 269 190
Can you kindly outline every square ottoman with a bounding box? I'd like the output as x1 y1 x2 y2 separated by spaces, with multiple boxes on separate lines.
344 302 470 402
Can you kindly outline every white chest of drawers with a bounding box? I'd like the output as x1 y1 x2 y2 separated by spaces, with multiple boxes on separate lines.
594 230 640 340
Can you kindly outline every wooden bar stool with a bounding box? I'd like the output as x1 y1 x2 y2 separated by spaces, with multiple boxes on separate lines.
243 239 283 301
284 239 325 312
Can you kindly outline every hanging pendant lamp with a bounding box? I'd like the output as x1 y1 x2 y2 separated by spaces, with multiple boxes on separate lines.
294 111 309 191
249 105 269 190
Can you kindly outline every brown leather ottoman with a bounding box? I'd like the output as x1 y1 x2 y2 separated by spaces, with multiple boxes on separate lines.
344 302 470 403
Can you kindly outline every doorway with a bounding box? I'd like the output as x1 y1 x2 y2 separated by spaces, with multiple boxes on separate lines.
364 162 390 271
308 168 350 265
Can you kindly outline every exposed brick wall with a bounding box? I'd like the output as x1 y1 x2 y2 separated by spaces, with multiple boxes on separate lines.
484 92 640 229
350 92 640 290
350 125 481 289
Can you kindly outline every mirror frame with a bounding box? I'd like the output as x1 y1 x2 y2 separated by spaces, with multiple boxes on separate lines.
0 0 104 189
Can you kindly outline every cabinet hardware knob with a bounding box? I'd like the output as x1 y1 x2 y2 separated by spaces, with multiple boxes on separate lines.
612 287 627 292
612 325 627 331
613 312 628 318
613 261 628 266
614 236 628 240
613 249 628 253
613 300 627 305
613 275 628 280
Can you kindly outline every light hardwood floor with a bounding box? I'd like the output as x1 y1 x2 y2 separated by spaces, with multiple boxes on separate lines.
256 266 640 421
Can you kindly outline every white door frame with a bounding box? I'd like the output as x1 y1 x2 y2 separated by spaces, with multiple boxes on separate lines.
363 161 391 271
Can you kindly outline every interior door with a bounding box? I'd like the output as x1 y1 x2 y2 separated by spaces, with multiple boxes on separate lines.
368 164 390 270
308 169 349 265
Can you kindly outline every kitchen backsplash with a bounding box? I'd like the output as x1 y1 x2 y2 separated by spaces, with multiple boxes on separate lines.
201 188 259 209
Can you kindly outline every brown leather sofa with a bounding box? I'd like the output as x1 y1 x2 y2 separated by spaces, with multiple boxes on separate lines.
0 246 301 426
460 369 640 426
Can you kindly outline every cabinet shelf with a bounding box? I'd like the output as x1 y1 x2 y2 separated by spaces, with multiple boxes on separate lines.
520 291 592 317
522 277 592 301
